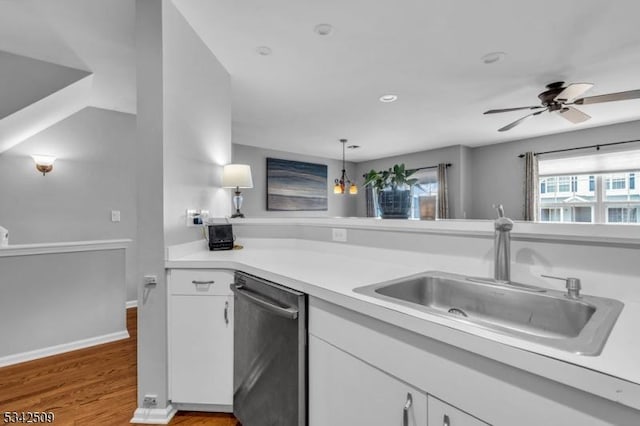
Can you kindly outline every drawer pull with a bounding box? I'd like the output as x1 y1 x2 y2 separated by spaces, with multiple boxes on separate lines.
403 393 412 426
192 280 215 285
443 414 450 426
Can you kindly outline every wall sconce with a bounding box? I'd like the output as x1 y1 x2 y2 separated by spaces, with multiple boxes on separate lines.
222 164 254 218
32 155 56 176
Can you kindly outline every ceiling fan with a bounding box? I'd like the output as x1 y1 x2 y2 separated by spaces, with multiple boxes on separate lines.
484 81 640 132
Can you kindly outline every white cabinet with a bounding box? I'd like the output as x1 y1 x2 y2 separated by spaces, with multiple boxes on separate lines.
168 269 234 409
428 397 489 426
309 335 428 426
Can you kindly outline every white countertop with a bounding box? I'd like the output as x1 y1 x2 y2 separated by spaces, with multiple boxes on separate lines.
166 237 640 410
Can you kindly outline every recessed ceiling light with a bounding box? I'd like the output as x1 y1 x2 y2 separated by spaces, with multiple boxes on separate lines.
347 145 360 149
379 94 398 103
314 24 334 36
481 51 506 64
256 46 272 56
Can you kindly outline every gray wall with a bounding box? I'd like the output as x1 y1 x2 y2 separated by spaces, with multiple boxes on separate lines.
233 143 358 217
355 144 470 219
0 248 126 360
0 107 138 301
135 0 232 411
350 119 640 220
0 51 90 120
468 120 640 220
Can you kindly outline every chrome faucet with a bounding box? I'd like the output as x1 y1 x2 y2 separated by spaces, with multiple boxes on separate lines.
494 205 514 283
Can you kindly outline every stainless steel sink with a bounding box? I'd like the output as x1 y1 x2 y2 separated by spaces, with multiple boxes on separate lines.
354 271 623 355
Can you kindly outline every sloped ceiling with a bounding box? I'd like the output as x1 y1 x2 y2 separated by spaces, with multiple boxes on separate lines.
0 51 91 119
0 0 135 114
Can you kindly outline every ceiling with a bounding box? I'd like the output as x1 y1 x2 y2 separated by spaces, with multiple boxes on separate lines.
0 0 135 114
2 1 640 162
174 0 640 161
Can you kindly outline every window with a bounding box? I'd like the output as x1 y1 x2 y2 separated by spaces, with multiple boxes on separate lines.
538 171 640 225
606 174 626 190
558 176 571 192
607 207 639 223
409 169 438 219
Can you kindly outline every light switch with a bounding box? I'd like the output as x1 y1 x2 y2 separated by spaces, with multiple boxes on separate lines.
111 210 121 222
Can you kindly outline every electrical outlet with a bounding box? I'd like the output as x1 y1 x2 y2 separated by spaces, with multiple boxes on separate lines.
111 210 121 222
143 275 157 288
186 209 209 227
332 228 347 242
143 394 158 407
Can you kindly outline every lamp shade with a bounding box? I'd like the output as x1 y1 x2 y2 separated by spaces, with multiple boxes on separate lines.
222 164 254 188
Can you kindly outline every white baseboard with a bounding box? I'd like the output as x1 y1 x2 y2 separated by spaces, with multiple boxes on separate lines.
126 299 138 309
0 330 130 368
130 405 177 424
172 402 232 413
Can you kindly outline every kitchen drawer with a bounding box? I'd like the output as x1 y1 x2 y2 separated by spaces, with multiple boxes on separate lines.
168 269 234 296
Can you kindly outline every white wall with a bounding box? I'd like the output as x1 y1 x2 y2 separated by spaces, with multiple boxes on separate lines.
135 0 232 411
163 3 231 245
232 143 357 218
468 120 640 220
0 107 138 300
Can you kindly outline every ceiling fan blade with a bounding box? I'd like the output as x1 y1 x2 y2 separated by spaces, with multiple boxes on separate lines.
498 109 545 132
553 83 594 103
574 89 640 105
484 106 544 114
559 106 591 124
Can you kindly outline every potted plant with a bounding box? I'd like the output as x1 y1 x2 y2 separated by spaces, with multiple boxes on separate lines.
363 163 418 219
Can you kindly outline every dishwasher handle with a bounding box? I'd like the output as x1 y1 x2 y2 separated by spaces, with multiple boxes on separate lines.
231 284 299 320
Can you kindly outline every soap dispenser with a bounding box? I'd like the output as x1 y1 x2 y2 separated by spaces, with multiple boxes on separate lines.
0 226 8 247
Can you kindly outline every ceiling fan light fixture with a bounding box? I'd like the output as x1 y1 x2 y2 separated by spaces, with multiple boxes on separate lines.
481 51 506 64
379 94 398 103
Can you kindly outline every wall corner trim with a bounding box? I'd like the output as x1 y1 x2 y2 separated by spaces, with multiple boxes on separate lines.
130 405 178 424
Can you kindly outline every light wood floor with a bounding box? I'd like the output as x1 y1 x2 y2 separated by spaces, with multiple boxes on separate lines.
0 308 238 425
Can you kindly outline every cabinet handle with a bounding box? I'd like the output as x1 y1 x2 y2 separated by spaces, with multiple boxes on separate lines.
443 414 450 426
403 393 413 426
224 300 229 325
192 280 215 285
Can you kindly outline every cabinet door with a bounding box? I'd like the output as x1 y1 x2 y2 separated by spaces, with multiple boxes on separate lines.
169 294 234 405
428 396 490 426
309 335 427 426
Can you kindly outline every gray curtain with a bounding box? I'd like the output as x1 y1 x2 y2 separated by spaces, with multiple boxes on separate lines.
365 186 377 217
437 163 449 219
524 152 539 221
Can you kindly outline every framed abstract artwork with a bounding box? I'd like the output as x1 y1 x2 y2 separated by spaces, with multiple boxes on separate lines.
266 157 328 211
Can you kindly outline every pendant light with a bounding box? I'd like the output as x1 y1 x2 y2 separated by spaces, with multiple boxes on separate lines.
334 139 358 195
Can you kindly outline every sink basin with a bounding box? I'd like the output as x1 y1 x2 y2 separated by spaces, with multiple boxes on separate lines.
354 271 623 355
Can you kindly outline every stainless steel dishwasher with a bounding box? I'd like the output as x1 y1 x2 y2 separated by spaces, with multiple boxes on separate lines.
231 271 307 426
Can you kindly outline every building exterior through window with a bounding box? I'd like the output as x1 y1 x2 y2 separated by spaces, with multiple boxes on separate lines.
539 172 640 224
